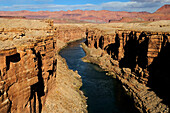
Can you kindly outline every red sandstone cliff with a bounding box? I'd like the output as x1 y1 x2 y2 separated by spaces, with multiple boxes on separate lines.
0 19 87 113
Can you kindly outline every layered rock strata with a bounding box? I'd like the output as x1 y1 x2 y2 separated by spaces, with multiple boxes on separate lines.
54 24 86 43
82 22 170 113
0 19 87 113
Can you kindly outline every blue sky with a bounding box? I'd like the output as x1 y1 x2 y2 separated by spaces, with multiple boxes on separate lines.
0 0 170 12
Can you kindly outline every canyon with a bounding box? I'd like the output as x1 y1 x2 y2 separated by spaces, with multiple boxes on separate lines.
0 4 170 23
82 21 170 112
0 15 170 113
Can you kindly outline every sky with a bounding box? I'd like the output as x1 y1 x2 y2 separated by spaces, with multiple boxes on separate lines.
0 0 170 12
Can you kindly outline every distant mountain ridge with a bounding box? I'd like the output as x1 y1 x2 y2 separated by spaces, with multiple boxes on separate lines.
155 4 170 14
0 4 169 23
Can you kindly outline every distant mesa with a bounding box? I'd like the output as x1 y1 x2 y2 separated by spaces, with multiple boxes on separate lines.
0 4 169 23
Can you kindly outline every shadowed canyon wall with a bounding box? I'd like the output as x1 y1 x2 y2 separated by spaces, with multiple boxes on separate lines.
84 25 170 112
86 28 170 83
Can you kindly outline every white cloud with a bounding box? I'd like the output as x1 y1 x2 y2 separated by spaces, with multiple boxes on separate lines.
99 1 162 12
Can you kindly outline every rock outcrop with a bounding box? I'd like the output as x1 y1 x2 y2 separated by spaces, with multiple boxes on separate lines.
83 21 170 113
0 18 87 113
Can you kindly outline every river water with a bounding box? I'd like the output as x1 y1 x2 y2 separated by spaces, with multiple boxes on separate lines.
59 39 138 113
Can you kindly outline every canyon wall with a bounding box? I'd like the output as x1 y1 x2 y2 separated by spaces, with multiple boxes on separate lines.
86 29 170 83
0 19 87 113
0 19 55 113
83 22 170 112
54 24 86 44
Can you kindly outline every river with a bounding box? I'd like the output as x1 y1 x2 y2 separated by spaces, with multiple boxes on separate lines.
59 39 138 113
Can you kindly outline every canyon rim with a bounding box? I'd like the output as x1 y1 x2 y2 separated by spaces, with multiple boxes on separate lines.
0 2 170 113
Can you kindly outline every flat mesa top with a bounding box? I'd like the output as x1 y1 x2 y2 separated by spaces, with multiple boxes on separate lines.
0 19 53 51
0 18 49 29
88 20 170 34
